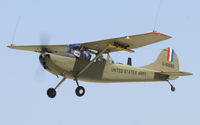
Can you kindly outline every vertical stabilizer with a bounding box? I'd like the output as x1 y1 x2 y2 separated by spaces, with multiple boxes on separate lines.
141 48 179 72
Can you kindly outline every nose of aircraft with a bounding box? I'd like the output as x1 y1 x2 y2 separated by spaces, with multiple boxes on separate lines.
39 54 50 69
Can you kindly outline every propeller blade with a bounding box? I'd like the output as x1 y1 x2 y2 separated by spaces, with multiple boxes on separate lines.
40 33 51 53
33 62 46 82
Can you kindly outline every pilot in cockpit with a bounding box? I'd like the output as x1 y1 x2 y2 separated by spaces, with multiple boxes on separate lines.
80 47 91 60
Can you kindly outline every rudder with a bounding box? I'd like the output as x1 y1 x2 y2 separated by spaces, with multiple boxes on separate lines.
141 48 179 72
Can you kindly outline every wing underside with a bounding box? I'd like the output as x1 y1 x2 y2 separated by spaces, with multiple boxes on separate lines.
82 31 171 53
7 44 67 53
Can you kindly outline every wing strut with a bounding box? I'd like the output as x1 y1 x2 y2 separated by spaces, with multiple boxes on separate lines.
76 45 109 77
108 44 134 53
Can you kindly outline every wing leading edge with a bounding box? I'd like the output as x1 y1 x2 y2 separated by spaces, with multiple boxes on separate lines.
7 31 171 53
7 44 67 53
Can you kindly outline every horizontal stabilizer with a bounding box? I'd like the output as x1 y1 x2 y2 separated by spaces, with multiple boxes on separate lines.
157 71 193 76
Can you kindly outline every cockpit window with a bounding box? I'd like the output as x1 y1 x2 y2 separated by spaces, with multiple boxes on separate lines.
64 44 81 58
68 44 81 52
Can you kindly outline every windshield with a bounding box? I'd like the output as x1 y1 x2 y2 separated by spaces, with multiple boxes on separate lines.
67 44 81 52
63 44 81 58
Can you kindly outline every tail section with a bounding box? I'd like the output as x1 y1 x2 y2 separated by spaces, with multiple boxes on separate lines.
142 47 179 72
142 47 192 80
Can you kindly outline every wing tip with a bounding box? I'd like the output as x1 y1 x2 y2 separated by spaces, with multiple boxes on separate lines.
146 30 172 39
7 44 15 48
153 31 172 38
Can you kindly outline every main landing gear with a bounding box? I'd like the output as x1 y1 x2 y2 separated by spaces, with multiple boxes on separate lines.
47 77 85 98
75 78 85 97
167 80 176 92
47 77 66 98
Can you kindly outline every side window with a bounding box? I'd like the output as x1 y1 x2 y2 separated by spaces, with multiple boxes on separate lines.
73 50 81 58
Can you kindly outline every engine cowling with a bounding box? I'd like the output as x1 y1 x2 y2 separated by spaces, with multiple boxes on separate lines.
39 54 50 69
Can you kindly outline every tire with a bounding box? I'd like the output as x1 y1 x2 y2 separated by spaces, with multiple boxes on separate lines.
75 86 85 97
47 88 56 98
171 86 176 92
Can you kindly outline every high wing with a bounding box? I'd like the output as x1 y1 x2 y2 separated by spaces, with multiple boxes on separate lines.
8 31 171 53
82 31 171 53
7 44 67 53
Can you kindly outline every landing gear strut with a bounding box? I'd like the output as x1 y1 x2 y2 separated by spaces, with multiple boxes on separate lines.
46 77 85 98
167 80 176 92
47 77 66 98
75 78 85 97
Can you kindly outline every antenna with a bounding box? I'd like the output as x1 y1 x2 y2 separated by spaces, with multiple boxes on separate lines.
153 0 162 32
11 16 21 45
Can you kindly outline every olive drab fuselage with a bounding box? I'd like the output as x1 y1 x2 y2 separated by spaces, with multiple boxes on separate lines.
40 52 169 83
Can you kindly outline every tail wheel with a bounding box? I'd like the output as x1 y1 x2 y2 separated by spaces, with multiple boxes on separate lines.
171 85 176 92
75 86 85 97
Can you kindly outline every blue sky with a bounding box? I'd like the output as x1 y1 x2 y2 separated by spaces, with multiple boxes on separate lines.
0 0 199 125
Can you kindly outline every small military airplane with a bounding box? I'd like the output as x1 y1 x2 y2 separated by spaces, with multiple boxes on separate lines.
8 31 192 98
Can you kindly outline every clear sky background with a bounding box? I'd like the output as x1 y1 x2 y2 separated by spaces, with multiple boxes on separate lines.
0 0 199 125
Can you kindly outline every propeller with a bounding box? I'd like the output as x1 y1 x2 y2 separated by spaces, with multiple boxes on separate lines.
40 33 51 54
34 62 46 82
34 33 51 82
39 33 52 60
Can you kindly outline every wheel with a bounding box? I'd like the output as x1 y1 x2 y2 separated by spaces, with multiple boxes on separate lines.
170 85 176 92
75 86 85 97
47 88 56 98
